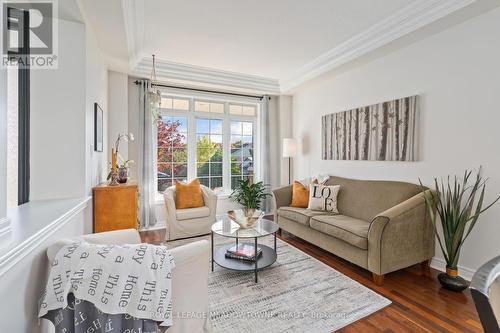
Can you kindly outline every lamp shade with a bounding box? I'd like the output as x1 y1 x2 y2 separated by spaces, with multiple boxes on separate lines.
282 138 296 158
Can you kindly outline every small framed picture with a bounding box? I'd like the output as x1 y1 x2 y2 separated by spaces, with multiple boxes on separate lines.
94 103 103 152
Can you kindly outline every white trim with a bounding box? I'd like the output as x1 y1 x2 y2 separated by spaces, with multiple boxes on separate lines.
0 217 12 247
279 0 476 92
134 57 281 94
431 257 476 281
122 0 144 68
0 197 91 277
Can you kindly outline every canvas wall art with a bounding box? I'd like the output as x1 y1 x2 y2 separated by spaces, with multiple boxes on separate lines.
321 95 419 161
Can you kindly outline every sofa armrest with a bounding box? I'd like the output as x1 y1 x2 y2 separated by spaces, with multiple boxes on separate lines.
168 240 211 333
272 185 293 210
367 190 435 275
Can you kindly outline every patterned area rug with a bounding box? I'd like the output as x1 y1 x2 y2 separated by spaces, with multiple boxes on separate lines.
165 235 391 333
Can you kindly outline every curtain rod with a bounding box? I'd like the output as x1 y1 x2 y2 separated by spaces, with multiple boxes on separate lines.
133 80 267 100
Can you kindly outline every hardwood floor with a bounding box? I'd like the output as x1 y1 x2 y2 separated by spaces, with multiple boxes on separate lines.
140 227 483 332
279 231 483 333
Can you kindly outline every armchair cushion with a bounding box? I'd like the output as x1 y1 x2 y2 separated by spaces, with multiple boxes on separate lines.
277 206 331 226
175 179 204 209
176 206 210 221
310 215 370 250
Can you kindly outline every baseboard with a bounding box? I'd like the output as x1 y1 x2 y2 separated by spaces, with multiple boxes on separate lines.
430 257 476 281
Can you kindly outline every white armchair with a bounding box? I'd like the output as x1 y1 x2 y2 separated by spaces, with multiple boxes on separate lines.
164 185 217 241
45 229 211 333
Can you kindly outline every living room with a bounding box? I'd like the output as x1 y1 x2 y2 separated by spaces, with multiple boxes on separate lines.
1 0 500 332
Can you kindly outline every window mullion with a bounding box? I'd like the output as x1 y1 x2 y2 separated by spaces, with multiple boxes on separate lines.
188 98 196 182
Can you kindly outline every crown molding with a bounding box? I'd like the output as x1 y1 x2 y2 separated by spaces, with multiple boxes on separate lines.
280 0 476 92
133 57 281 94
122 0 144 69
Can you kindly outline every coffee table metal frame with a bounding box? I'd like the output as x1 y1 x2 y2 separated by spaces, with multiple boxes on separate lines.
211 219 278 283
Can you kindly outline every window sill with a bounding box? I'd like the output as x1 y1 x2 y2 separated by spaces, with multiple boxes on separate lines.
155 190 232 205
0 197 91 276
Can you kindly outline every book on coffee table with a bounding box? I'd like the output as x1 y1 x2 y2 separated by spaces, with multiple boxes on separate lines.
225 244 262 262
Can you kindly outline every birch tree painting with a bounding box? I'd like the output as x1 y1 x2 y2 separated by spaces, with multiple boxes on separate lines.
322 96 418 161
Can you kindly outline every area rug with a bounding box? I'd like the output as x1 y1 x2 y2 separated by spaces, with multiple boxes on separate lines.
165 235 391 333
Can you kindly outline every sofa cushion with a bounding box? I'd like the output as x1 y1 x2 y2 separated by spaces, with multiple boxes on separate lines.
310 215 370 250
176 206 210 221
277 206 332 226
325 176 422 222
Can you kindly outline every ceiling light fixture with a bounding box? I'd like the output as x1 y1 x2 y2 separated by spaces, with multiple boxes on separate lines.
148 54 162 109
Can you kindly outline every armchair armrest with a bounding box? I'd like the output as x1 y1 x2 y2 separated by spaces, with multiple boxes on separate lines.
201 185 217 220
367 190 435 275
163 186 178 223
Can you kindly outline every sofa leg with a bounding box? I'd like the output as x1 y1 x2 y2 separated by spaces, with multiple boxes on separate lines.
277 228 282 236
421 259 431 275
372 273 385 286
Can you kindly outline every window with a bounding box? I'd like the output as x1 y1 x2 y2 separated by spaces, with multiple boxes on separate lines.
229 104 256 116
196 118 223 189
157 116 188 192
156 95 258 192
195 101 224 113
5 6 30 207
230 121 254 189
161 97 189 110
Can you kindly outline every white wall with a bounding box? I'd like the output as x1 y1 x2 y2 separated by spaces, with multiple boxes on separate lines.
30 20 87 200
0 205 91 333
30 18 108 199
85 24 108 193
108 71 129 166
0 15 107 332
292 6 500 276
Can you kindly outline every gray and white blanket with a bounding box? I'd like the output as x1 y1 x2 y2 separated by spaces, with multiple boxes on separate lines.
39 242 175 332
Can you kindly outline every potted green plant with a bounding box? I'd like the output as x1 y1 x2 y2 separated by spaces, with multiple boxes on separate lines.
230 179 271 218
422 169 500 291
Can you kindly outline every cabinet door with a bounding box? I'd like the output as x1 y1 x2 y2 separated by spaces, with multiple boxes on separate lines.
94 187 138 233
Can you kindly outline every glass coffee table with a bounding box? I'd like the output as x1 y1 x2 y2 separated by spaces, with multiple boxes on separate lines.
211 218 279 283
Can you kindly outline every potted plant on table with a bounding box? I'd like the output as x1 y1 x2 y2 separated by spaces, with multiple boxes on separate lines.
422 168 500 291
229 179 271 228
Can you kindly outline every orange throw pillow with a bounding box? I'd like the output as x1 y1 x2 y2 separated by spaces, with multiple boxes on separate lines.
175 179 205 209
291 181 310 208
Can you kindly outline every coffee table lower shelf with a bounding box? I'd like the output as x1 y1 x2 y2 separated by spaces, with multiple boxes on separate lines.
212 243 277 282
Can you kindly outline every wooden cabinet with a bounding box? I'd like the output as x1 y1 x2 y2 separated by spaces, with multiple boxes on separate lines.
93 182 138 233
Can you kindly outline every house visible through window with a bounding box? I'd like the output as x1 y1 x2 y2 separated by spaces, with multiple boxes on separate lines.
156 95 258 193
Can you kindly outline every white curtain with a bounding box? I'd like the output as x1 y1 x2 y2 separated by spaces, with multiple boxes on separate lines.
137 80 157 228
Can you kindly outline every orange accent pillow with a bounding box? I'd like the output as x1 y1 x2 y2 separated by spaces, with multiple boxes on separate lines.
291 181 310 208
175 179 205 209
290 179 319 208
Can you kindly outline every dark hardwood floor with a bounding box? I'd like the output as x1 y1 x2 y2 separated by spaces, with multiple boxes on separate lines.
278 231 482 333
140 227 482 332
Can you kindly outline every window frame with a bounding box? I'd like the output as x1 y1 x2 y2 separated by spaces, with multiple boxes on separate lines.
155 94 259 194
6 6 30 206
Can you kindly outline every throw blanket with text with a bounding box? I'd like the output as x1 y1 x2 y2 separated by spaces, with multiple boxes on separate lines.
39 242 175 327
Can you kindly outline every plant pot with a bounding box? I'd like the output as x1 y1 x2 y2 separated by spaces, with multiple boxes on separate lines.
243 208 255 218
117 167 129 184
437 267 468 292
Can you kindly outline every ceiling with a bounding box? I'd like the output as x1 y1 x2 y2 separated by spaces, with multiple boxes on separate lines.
79 0 499 93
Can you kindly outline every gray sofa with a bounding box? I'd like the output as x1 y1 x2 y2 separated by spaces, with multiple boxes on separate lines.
272 176 435 285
